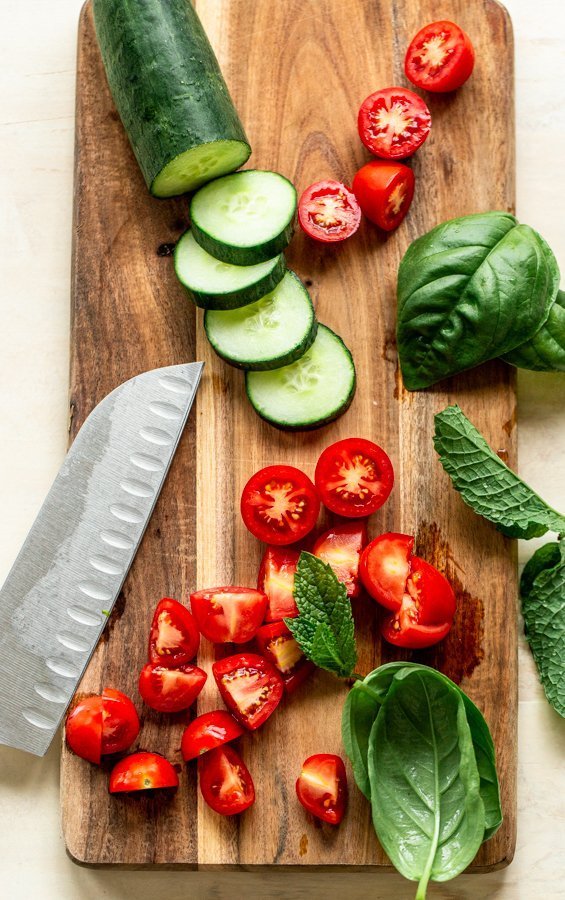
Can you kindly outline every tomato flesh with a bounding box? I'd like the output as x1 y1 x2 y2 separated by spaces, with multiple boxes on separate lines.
190 586 267 644
315 438 394 518
255 621 314 693
148 597 200 668
199 745 255 815
312 521 368 597
138 663 207 713
65 695 103 764
298 180 361 243
257 545 300 620
296 754 347 825
213 652 284 730
101 688 140 755
359 533 414 610
358 87 431 159
109 751 179 794
181 710 244 761
353 161 415 232
241 465 320 546
405 20 475 93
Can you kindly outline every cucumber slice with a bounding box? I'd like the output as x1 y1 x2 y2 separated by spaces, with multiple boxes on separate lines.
204 271 317 370
190 170 297 265
245 324 356 430
174 230 286 310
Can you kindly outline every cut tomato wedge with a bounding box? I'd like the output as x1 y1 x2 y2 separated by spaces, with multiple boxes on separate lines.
315 438 394 518
190 586 267 644
66 690 140 763
109 751 179 794
65 695 103 764
138 663 207 713
101 688 140 755
148 597 200 668
257 545 300 620
199 745 255 815
296 754 347 825
312 521 367 597
255 621 314 693
357 87 431 159
212 652 284 730
241 465 320 546
359 532 414 610
405 20 475 93
181 710 244 761
298 180 361 243
352 161 415 232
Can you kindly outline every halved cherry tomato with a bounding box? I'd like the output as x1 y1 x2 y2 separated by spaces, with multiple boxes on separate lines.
138 663 207 713
315 438 394 518
101 688 140 755
181 710 244 761
199 745 255 815
65 695 103 764
255 621 314 693
109 751 179 794
405 21 475 93
296 754 347 825
213 652 284 730
148 597 199 668
298 180 361 243
312 521 368 597
352 161 415 232
257 545 300 621
357 87 431 159
190 586 267 644
359 532 414 610
65 689 140 763
241 465 320 546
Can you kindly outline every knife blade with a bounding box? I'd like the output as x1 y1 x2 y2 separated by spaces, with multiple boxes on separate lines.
0 361 203 756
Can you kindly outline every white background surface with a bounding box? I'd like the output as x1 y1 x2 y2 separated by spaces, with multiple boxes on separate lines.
1 1 564 897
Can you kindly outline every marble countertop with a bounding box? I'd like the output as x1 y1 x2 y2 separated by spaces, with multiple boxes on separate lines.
1 1 564 897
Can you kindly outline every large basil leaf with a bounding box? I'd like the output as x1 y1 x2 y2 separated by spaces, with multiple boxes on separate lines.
369 668 485 897
397 212 560 390
503 289 565 371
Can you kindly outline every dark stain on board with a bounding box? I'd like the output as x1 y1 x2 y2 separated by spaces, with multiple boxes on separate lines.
156 242 176 257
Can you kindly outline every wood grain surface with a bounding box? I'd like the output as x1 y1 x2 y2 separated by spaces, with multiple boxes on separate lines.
62 0 517 872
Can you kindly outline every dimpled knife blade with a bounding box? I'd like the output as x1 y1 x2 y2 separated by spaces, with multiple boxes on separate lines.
0 362 203 756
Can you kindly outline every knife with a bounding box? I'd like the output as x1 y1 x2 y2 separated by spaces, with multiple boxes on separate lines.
0 361 203 756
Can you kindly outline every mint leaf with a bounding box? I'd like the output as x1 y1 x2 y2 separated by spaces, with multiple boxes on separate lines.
285 551 357 678
434 405 565 539
520 540 565 717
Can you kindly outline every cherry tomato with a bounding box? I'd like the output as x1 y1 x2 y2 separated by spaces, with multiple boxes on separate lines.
298 180 361 243
312 521 368 597
241 465 320 546
199 745 255 815
405 20 475 93
101 688 140 755
296 754 347 825
357 87 431 159
181 711 244 762
65 695 103 764
352 161 415 232
190 586 267 644
257 545 300 621
65 689 140 763
359 533 414 610
255 621 315 694
109 751 179 794
315 438 394 518
138 663 207 713
213 652 284 731
148 597 200 668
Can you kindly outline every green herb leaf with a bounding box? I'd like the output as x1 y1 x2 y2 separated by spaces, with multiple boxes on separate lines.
434 405 565 539
285 551 357 678
502 289 565 372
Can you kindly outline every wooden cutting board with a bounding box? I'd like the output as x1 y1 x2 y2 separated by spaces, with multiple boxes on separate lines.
62 0 517 871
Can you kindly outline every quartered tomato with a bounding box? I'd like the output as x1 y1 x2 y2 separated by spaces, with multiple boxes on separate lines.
298 180 361 243
352 161 415 232
109 751 179 794
257 545 300 621
65 695 103 764
241 465 320 546
181 710 244 761
296 754 347 825
199 745 255 815
101 688 140 755
405 21 475 93
138 663 207 713
65 689 140 763
148 597 200 668
315 438 394 518
255 621 314 694
190 586 267 644
357 87 431 159
312 521 368 597
212 652 284 730
359 532 414 610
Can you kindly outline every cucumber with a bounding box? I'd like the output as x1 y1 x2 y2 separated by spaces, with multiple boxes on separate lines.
174 230 286 310
204 271 317 370
190 170 296 265
92 0 251 197
245 324 356 430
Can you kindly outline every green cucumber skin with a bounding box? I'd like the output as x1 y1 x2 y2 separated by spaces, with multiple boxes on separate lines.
92 0 250 195
206 318 318 371
174 246 286 310
191 218 295 266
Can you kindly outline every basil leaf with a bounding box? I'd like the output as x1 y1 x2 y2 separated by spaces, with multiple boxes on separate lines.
397 212 559 390
503 289 565 372
369 669 485 898
434 405 565 539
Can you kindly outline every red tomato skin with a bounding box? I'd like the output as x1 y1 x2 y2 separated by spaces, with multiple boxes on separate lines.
298 180 361 243
381 616 452 649
405 21 475 93
190 586 267 644
199 745 255 815
101 688 140 755
296 754 348 825
357 87 431 159
312 521 368 597
409 556 456 624
212 652 284 730
148 597 200 668
241 465 320 546
359 532 414 610
138 663 207 713
181 710 244 761
109 751 179 794
352 161 415 232
65 695 103 764
257 546 300 621
255 621 314 693
315 438 394 518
